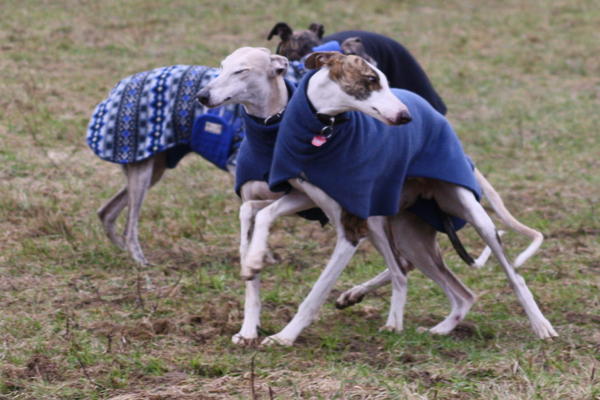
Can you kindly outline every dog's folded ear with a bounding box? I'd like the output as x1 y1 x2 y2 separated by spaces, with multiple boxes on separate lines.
305 51 343 69
269 54 289 77
308 23 325 39
268 22 293 41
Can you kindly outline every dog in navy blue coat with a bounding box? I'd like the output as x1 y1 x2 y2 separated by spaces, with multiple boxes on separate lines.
253 51 557 345
197 47 553 346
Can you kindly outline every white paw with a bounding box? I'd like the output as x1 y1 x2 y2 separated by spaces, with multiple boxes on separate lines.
232 333 259 346
260 335 294 347
335 289 365 309
428 325 454 335
379 325 403 334
532 319 558 339
417 325 453 335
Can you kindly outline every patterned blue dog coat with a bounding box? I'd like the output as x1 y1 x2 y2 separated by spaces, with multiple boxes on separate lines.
87 65 244 170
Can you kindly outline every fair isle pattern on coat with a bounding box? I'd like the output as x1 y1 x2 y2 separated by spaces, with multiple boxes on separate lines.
88 64 306 170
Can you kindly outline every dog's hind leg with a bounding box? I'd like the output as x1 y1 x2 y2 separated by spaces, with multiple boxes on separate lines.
335 269 391 309
98 185 128 250
364 217 408 333
391 212 475 335
436 183 557 339
232 275 262 345
123 156 164 266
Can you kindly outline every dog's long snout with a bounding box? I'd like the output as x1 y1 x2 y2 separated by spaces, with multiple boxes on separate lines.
196 88 210 106
393 109 412 125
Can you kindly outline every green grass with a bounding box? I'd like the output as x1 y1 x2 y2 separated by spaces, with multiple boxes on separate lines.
1 0 599 398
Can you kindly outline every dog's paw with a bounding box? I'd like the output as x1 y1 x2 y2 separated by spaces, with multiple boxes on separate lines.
335 289 365 309
532 319 558 339
379 325 403 334
260 335 293 347
232 333 259 346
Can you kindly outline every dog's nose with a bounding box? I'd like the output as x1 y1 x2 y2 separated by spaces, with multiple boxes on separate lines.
196 90 210 106
394 109 412 125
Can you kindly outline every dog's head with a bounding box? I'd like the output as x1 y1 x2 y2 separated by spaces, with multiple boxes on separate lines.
340 37 377 67
305 52 411 125
196 47 288 109
268 22 324 61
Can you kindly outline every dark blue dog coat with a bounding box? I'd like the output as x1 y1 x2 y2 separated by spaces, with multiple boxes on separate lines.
234 80 327 224
87 65 244 170
269 71 480 232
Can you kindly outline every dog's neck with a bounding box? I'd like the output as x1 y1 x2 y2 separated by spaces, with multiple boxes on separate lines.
243 76 288 120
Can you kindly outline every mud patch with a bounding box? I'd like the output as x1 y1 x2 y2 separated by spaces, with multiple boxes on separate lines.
1 353 62 389
407 370 450 386
565 312 600 325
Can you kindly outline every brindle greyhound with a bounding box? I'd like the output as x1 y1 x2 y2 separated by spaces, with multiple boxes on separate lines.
197 47 552 346
249 51 556 346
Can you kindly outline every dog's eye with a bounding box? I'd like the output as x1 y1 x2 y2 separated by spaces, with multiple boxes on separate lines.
366 75 378 83
233 69 248 75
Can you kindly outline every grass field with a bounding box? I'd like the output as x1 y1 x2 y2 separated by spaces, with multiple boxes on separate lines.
1 0 599 398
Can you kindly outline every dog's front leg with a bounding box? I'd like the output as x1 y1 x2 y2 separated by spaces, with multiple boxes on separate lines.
232 276 262 344
262 180 361 347
262 235 360 347
239 200 273 265
243 191 316 279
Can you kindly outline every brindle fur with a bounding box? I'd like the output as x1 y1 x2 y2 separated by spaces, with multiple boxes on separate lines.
340 37 377 66
305 52 383 101
268 22 323 61
341 210 369 246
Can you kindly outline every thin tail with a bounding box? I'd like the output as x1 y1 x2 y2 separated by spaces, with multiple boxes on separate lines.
474 168 544 268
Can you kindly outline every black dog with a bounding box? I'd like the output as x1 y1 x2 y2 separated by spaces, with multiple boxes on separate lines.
267 22 447 114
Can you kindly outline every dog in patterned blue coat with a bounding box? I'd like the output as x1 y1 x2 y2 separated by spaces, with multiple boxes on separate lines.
88 65 248 265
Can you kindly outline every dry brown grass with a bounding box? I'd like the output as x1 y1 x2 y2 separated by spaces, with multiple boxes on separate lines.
1 0 599 399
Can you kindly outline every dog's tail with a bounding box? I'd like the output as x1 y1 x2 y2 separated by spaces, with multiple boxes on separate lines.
473 168 544 268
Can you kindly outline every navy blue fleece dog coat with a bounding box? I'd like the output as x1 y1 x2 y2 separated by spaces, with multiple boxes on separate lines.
269 71 480 232
234 80 327 224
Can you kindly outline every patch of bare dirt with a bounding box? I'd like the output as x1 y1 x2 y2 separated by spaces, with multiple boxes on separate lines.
406 370 450 386
1 353 63 390
107 384 215 400
565 312 600 325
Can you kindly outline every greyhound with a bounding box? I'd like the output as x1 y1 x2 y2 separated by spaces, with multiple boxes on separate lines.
197 47 551 345
251 51 556 346
88 65 243 266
